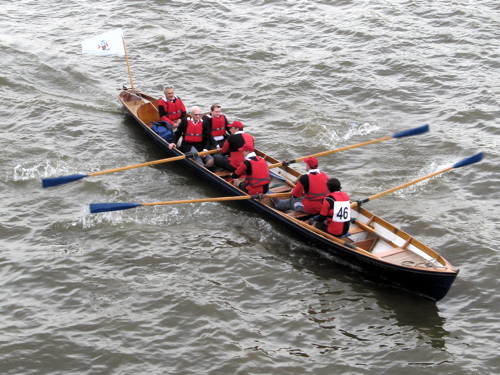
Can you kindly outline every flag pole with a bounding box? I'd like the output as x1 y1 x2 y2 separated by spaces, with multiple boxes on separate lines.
121 36 135 90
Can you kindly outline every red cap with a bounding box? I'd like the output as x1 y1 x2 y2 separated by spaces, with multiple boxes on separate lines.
304 157 318 168
239 143 254 152
230 121 243 129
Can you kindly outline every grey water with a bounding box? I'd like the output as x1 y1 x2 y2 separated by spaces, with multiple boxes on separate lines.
1 1 499 374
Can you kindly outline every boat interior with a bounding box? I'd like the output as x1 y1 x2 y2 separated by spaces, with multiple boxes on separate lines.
119 90 454 272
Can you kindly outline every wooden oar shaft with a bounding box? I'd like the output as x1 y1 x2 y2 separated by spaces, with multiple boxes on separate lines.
88 149 221 177
351 166 453 208
268 136 392 169
350 152 482 209
141 192 292 207
295 136 393 163
366 166 452 201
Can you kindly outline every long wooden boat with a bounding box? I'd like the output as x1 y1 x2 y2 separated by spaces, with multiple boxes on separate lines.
118 88 458 301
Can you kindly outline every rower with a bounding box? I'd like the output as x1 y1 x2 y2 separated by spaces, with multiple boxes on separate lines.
203 104 230 149
272 157 329 214
212 121 254 172
231 143 271 195
310 178 351 237
168 106 214 167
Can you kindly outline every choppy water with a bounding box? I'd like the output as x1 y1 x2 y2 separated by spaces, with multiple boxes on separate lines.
1 1 499 374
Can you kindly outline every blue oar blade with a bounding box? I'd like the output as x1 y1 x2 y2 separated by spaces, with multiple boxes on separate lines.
392 124 429 138
89 202 142 213
452 152 483 169
42 174 88 188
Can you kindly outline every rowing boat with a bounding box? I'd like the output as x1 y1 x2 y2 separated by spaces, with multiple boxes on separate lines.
117 88 458 301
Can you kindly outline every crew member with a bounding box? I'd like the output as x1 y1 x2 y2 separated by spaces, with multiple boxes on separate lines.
158 85 186 122
312 178 351 237
169 106 213 166
213 121 254 171
231 143 271 195
203 104 230 148
273 157 328 214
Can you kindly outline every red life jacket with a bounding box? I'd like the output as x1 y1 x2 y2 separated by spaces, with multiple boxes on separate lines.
325 191 351 236
302 172 329 214
158 96 185 121
245 156 271 194
184 120 203 143
229 133 254 169
210 115 227 137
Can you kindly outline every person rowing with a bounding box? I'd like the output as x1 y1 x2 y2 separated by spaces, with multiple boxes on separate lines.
272 157 329 214
310 178 351 237
213 121 254 172
168 106 214 167
203 104 230 149
230 143 271 195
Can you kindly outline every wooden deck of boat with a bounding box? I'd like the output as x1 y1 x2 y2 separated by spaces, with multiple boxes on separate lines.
376 247 430 266
121 92 159 126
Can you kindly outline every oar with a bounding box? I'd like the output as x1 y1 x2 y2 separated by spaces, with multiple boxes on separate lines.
351 152 484 208
42 148 221 188
277 171 297 187
89 192 292 214
268 124 429 169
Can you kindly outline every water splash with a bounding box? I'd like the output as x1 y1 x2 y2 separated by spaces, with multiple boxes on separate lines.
80 204 184 229
393 157 457 199
342 122 381 142
317 122 381 149
12 160 73 181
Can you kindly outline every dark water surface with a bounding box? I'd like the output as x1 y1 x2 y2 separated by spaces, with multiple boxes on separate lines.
1 1 499 374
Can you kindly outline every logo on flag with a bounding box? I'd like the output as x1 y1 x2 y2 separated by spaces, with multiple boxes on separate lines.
81 28 125 56
99 40 110 51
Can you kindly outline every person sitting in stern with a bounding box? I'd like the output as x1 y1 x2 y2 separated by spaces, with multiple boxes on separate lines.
158 85 186 123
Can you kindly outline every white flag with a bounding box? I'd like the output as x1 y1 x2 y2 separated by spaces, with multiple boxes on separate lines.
81 28 125 56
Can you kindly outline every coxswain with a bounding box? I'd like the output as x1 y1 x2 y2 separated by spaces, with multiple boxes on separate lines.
158 85 186 122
